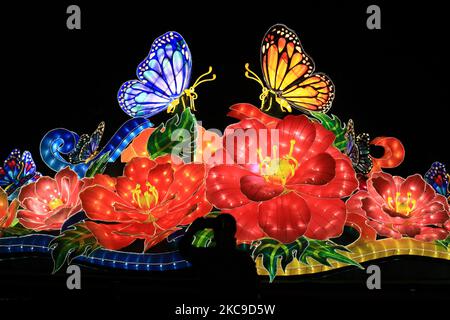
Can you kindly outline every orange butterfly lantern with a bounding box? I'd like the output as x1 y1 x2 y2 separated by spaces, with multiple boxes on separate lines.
245 24 335 113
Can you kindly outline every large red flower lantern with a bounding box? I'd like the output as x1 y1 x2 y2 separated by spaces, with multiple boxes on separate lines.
0 187 18 228
206 104 358 243
17 168 87 231
346 172 450 241
80 156 212 250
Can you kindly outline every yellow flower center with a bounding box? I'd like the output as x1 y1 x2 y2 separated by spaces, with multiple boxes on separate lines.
387 192 417 216
256 139 299 185
48 198 64 210
131 182 159 211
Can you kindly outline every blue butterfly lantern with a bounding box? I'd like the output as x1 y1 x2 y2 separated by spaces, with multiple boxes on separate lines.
0 149 41 200
40 32 216 178
67 121 105 164
425 161 450 202
40 118 153 177
118 31 216 118
344 119 373 175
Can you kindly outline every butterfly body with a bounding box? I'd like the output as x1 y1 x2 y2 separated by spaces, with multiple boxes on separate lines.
245 24 334 114
68 121 105 164
269 89 295 113
167 86 200 113
118 31 215 118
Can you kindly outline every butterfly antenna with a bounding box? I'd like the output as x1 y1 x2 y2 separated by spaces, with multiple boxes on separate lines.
192 66 217 89
245 63 270 109
244 63 265 90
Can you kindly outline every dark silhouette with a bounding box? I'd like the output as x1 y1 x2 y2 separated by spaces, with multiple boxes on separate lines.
179 214 259 301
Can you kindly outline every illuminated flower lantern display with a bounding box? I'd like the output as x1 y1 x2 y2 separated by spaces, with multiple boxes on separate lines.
0 188 19 229
347 172 450 241
0 149 41 198
80 156 211 250
121 125 222 166
0 24 449 282
17 168 88 231
207 108 358 243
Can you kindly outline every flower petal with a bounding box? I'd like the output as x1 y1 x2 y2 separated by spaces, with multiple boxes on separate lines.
227 103 279 129
393 224 421 237
240 175 283 201
345 212 377 241
408 200 449 226
276 115 316 163
34 177 59 203
399 174 427 205
21 197 49 214
116 177 137 207
147 163 174 201
18 208 67 231
303 194 347 240
206 165 252 209
17 210 49 231
258 192 310 243
415 227 449 241
1 195 18 228
368 172 396 205
144 228 180 251
195 126 223 165
222 202 265 243
289 158 357 198
55 167 79 205
345 191 370 216
175 185 212 226
80 185 147 222
435 193 450 211
288 153 335 185
367 220 402 239
17 183 38 208
124 157 156 186
92 174 117 190
363 197 401 224
0 188 8 219
414 181 437 209
223 118 269 169
44 207 74 229
165 163 205 209
302 122 336 160
85 221 136 250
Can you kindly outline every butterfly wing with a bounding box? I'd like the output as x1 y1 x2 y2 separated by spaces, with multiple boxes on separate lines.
19 151 38 185
79 122 105 161
0 149 22 190
354 133 373 174
281 74 334 113
118 81 173 118
5 149 21 164
0 149 39 195
345 119 357 158
118 31 192 118
260 24 334 113
20 151 36 176
425 162 449 197
345 120 372 174
68 134 90 164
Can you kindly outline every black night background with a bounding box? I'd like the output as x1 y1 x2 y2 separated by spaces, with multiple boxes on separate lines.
0 0 448 314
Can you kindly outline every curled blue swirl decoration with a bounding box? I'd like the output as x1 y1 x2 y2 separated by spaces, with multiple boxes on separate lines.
0 235 190 271
40 117 153 177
